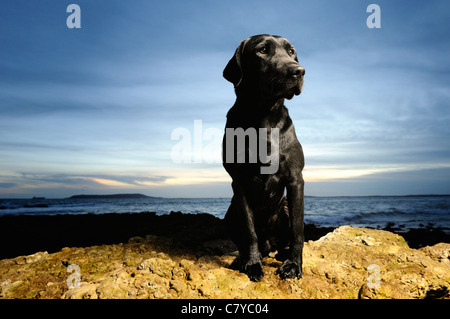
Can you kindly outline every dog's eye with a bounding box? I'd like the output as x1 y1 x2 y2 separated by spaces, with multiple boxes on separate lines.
258 47 267 54
289 48 295 56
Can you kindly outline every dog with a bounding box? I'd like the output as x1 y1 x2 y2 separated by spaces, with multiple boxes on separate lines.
222 34 305 282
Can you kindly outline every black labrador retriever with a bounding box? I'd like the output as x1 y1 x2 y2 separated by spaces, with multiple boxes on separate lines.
222 34 305 282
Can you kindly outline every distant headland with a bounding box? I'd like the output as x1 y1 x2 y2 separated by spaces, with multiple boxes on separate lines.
67 193 161 199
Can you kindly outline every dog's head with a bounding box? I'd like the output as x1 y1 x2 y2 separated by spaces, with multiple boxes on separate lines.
223 34 305 100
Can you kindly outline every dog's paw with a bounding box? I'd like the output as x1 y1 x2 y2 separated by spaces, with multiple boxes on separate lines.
276 259 302 279
244 262 264 282
230 256 264 282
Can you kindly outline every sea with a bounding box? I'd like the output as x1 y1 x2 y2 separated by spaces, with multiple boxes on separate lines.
0 195 449 233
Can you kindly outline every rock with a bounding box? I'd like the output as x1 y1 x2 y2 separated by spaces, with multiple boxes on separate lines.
63 283 98 299
419 243 450 265
15 251 49 265
310 227 450 298
0 280 23 298
0 226 449 299
138 255 176 277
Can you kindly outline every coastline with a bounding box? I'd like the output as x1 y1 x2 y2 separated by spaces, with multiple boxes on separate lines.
0 218 449 299
0 211 448 260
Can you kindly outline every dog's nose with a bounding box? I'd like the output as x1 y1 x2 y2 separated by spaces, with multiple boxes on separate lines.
292 66 305 77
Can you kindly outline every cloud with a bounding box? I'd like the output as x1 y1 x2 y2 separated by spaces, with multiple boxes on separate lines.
0 183 17 189
306 167 450 196
0 1 449 197
0 169 230 196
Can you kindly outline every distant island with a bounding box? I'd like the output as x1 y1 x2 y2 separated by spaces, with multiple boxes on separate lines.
68 194 161 199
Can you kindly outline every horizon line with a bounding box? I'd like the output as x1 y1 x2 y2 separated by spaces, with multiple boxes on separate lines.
1 193 450 200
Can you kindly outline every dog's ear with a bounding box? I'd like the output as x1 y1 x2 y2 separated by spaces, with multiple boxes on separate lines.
223 39 247 88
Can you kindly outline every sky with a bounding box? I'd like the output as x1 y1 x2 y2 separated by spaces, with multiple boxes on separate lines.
0 0 449 198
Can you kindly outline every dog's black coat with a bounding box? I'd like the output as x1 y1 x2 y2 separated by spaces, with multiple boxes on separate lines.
222 35 305 281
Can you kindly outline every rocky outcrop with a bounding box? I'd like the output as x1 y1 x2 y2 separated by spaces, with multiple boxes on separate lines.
0 226 449 299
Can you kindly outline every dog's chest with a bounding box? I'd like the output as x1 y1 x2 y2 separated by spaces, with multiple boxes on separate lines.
252 164 285 190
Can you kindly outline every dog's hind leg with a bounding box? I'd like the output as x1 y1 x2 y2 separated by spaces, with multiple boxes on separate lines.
260 198 291 261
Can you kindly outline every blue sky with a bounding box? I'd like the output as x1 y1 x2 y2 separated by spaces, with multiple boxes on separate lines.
0 0 449 198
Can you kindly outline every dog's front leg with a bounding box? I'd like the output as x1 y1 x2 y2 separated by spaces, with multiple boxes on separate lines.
229 183 264 282
277 178 304 279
